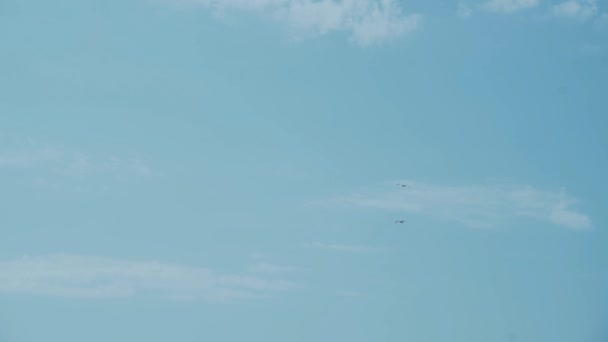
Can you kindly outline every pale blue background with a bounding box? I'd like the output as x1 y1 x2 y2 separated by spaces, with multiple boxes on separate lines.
1 0 607 341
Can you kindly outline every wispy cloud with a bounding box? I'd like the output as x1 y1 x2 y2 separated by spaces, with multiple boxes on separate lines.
551 0 597 21
250 252 271 260
457 3 473 18
336 289 363 297
593 12 608 30
577 42 603 57
173 0 421 46
0 147 61 167
322 180 591 230
249 262 295 273
0 141 154 181
480 0 540 13
0 255 295 302
305 242 386 253
57 154 153 178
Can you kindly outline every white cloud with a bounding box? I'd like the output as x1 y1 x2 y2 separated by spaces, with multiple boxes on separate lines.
0 255 295 301
250 252 271 260
305 242 386 253
175 0 421 46
57 154 153 178
249 262 295 273
480 0 539 13
0 142 154 180
593 12 608 29
324 180 591 230
336 289 362 297
457 3 473 17
551 0 597 21
0 147 61 167
578 42 602 56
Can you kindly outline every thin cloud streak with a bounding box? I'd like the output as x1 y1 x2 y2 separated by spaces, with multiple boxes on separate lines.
0 255 295 302
325 180 591 230
305 242 386 253
0 143 154 179
336 289 363 297
249 262 295 273
551 0 597 21
0 147 61 167
457 3 473 17
172 0 421 46
593 12 608 30
480 0 539 13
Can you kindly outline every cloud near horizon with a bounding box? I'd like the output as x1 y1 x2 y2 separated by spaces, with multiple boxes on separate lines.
551 0 598 21
249 262 295 273
595 12 608 29
0 255 295 302
0 141 154 182
323 180 592 230
305 242 386 253
480 0 540 13
173 0 421 46
336 289 363 297
457 3 473 17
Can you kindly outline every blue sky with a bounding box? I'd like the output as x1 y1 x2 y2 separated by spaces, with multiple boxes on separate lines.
1 0 607 341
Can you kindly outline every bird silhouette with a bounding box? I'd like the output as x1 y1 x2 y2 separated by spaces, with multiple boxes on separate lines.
396 183 408 187
394 220 405 224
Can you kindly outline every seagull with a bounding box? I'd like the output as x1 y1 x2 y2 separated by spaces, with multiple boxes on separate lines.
394 220 405 224
396 183 408 187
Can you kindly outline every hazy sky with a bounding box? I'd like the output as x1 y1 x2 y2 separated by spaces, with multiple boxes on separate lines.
1 0 607 341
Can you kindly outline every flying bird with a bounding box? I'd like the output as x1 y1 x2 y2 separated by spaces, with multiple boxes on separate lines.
396 183 408 187
395 220 405 224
